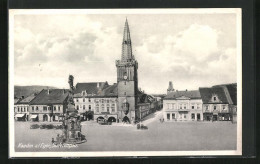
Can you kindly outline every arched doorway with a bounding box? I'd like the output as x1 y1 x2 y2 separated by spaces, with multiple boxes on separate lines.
43 114 48 122
85 111 94 121
122 116 130 124
108 117 116 123
97 116 104 123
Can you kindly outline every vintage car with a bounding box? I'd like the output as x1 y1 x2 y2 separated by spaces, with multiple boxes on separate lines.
39 124 47 129
98 118 112 125
137 124 148 130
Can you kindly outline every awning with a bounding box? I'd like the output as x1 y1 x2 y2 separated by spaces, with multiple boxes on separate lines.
15 114 25 118
30 115 38 119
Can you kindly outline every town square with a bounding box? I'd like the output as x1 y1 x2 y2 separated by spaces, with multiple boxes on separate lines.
10 9 240 156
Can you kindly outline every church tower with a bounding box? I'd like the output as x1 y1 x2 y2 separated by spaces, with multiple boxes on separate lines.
116 19 138 123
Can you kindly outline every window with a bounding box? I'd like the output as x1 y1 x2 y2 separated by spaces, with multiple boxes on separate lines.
54 106 56 111
206 106 209 110
101 104 105 111
36 106 39 111
96 104 99 112
191 113 195 119
172 113 175 119
32 106 34 111
192 106 194 109
107 107 110 112
184 114 186 119
180 104 182 109
83 105 85 110
102 99 104 103
184 104 186 109
167 113 170 120
223 106 226 110
48 106 52 111
107 100 109 103
18 107 20 112
213 97 216 101
58 106 60 111
88 98 91 102
214 106 217 110
83 98 85 102
76 98 79 102
111 104 115 112
76 105 79 110
88 105 91 110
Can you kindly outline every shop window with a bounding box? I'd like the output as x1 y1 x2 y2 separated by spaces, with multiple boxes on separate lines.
167 113 170 120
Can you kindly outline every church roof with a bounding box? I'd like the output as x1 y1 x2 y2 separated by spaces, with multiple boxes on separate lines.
29 89 69 105
164 90 201 100
199 87 229 104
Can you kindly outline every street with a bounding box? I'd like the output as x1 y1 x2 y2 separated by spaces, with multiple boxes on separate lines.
15 110 237 152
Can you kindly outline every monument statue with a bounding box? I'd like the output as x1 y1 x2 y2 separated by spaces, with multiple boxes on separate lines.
53 75 86 145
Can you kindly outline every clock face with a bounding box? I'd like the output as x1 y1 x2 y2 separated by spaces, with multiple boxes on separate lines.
124 75 127 80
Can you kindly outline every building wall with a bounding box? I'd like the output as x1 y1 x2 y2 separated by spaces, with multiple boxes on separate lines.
29 104 65 121
202 103 231 121
163 99 203 121
14 104 30 121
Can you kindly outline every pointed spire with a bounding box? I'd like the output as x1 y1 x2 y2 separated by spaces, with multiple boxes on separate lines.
122 18 133 61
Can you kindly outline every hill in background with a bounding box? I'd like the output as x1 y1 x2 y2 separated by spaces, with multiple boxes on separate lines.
14 85 58 98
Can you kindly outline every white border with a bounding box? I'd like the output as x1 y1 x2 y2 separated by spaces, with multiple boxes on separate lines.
8 9 242 157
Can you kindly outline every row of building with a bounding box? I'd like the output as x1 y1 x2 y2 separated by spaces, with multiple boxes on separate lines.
14 83 160 123
163 82 237 123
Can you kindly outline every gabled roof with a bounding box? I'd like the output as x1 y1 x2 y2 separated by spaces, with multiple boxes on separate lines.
164 90 201 100
199 87 229 104
225 84 237 105
73 82 108 95
17 93 37 104
29 89 69 105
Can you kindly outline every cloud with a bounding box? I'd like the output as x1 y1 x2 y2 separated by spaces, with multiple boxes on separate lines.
13 14 238 94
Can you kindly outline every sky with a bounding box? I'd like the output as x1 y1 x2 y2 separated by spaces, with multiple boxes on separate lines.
13 11 238 94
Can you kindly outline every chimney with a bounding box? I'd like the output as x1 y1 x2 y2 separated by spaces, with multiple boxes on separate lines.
47 89 50 94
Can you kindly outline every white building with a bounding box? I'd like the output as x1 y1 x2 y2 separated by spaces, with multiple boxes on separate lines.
163 90 203 121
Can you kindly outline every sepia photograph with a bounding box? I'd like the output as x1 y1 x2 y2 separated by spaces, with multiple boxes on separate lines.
8 9 242 157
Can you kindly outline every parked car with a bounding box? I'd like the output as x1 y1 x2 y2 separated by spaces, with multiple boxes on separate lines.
98 119 112 125
30 124 40 129
46 124 54 129
137 124 148 130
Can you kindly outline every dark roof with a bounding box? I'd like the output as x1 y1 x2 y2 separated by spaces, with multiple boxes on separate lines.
199 87 229 104
226 84 237 105
17 93 37 104
73 82 108 95
29 89 69 105
73 82 117 98
164 90 201 100
100 83 118 97
14 98 21 104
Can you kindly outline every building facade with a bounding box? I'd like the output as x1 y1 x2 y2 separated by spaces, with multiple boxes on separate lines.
163 90 203 121
73 82 119 122
29 89 69 122
14 94 37 121
199 87 230 121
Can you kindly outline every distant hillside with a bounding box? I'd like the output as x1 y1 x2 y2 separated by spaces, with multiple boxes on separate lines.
14 85 57 98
